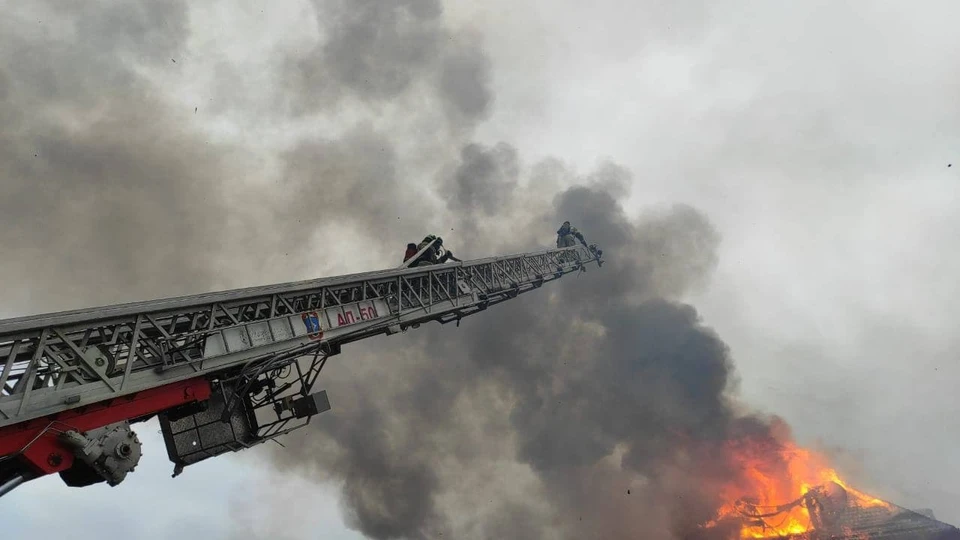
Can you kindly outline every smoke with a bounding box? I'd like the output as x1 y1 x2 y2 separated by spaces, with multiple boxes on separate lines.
3 1 811 539
262 166 794 539
287 0 445 108
443 142 519 216
276 125 411 242
0 0 496 311
284 0 492 129
0 1 245 311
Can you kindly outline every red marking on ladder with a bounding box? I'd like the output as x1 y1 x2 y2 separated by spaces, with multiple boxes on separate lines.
0 378 212 476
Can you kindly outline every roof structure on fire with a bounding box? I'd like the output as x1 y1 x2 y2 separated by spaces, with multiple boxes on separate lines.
700 482 960 540
768 488 957 539
812 503 959 539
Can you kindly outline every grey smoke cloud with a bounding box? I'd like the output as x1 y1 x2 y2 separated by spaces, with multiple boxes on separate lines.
6 1 957 539
285 0 492 131
442 141 519 218
436 36 494 127
277 125 410 241
0 0 496 313
264 166 761 539
0 1 790 537
0 0 241 312
293 0 444 104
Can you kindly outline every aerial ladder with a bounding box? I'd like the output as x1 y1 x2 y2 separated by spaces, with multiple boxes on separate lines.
0 243 603 496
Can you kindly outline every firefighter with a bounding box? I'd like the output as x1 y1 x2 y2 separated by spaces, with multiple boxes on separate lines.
414 235 437 264
556 221 587 248
411 235 461 266
407 236 433 267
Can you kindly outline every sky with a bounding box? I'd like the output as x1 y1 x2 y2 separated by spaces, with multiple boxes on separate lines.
1 1 960 538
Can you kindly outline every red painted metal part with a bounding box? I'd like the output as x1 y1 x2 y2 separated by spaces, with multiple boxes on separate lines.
0 378 211 476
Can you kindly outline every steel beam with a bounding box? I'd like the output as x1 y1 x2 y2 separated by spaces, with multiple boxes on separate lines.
0 245 602 428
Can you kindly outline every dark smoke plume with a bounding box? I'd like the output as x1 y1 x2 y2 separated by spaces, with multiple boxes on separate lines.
265 168 790 539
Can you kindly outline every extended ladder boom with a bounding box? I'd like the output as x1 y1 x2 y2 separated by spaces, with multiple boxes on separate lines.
0 244 603 493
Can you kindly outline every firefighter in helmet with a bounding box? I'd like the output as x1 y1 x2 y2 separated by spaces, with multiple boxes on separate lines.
410 235 461 266
556 221 587 248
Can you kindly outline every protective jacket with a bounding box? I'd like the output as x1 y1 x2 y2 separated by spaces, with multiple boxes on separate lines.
556 224 586 248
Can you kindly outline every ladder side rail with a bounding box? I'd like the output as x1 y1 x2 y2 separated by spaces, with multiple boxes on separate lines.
0 246 592 395
0 246 579 336
0 246 599 427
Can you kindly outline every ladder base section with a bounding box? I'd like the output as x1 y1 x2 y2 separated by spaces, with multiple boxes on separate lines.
0 378 211 490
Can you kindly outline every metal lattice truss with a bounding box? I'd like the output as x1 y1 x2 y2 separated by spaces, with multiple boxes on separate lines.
0 245 602 428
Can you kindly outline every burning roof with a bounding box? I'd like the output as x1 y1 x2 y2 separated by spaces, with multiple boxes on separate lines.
693 432 960 540
699 480 960 539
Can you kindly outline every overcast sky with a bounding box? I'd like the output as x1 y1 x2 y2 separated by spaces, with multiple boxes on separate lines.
2 1 959 538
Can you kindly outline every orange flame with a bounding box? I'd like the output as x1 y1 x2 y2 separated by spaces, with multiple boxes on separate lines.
706 438 891 538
